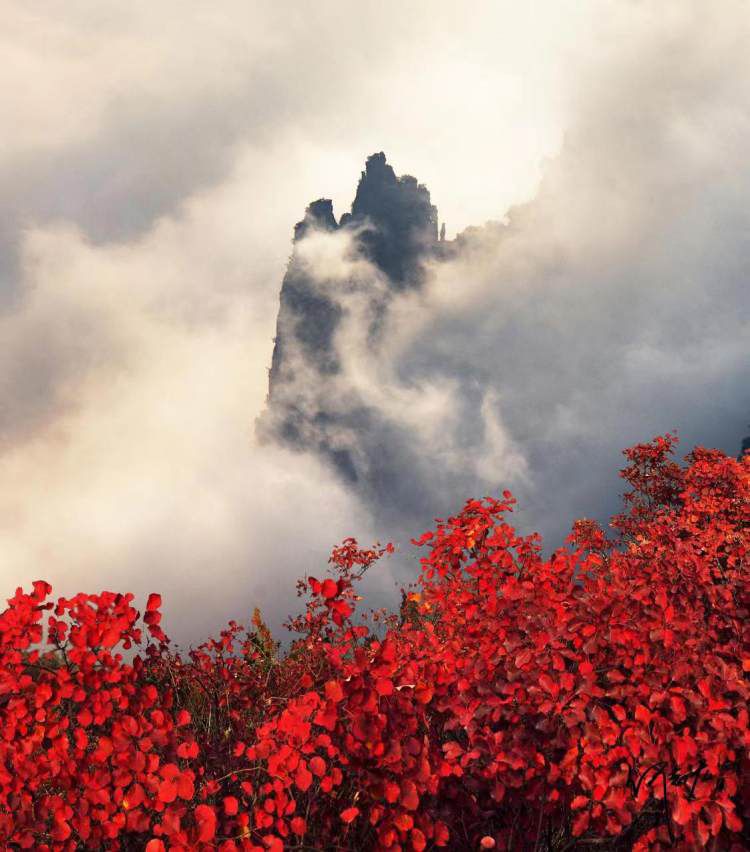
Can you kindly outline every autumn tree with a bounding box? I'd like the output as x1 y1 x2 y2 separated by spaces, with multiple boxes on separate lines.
0 436 747 850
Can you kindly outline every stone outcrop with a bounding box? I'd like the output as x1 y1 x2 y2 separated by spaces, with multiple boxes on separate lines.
258 153 446 494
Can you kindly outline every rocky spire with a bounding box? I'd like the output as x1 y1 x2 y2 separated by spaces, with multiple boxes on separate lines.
258 153 441 489
345 151 438 286
293 198 338 241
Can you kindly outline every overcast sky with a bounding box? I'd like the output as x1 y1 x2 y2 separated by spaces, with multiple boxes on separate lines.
1 1 748 644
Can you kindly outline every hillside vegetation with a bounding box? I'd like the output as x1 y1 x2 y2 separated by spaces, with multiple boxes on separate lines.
1 436 748 850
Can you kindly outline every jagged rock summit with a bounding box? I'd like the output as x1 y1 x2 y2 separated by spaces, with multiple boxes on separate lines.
346 151 439 284
267 153 443 393
292 151 440 281
257 153 447 499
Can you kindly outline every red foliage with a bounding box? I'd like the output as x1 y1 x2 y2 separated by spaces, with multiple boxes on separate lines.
0 436 747 850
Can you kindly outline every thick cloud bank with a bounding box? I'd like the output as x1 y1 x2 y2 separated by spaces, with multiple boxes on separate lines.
0 202 377 643
0 1 748 641
260 9 750 545
398 16 750 540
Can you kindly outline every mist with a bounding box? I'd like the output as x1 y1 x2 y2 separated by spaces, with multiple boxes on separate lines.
1 0 748 644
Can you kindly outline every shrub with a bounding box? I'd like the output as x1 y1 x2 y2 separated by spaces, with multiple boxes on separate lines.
0 436 747 850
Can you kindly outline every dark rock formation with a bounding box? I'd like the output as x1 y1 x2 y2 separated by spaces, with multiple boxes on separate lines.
257 153 448 499
268 199 343 390
347 152 438 286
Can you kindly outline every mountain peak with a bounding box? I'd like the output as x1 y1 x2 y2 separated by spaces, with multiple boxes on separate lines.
349 152 438 283
293 198 337 241
259 153 443 489
362 151 397 182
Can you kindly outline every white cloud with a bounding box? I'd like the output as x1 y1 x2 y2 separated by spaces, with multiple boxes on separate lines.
0 0 748 641
0 177 377 645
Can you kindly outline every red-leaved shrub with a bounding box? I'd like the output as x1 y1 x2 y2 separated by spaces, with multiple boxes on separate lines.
0 436 747 850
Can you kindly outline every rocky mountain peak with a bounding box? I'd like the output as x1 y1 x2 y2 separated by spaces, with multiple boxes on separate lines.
257 153 444 493
293 198 338 241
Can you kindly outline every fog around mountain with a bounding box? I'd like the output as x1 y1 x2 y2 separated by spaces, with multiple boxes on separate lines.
260 129 750 552
0 1 748 644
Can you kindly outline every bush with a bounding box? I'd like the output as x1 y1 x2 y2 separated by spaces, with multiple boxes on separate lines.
0 436 747 850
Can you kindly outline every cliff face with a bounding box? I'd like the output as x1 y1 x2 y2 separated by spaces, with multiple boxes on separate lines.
258 153 446 495
347 151 438 285
266 154 440 388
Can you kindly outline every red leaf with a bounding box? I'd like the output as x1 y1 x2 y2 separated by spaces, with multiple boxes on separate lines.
434 821 450 846
572 810 590 837
415 682 434 704
51 818 72 842
384 781 400 803
670 695 687 723
400 780 419 811
375 677 394 696
77 708 93 728
340 807 359 824
539 673 558 695
515 649 532 668
195 804 217 842
673 794 693 826
321 579 339 599
158 779 177 804
394 813 413 831
295 763 313 792
177 740 199 759
177 773 195 800
412 828 427 850
635 704 651 724
309 756 326 777
325 680 344 703
100 627 121 648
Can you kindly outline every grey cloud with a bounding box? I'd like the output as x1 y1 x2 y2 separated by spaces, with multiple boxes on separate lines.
260 5 750 549
2 0 748 644
391 14 750 540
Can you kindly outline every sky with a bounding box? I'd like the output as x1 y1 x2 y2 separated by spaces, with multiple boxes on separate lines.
1 1 748 645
